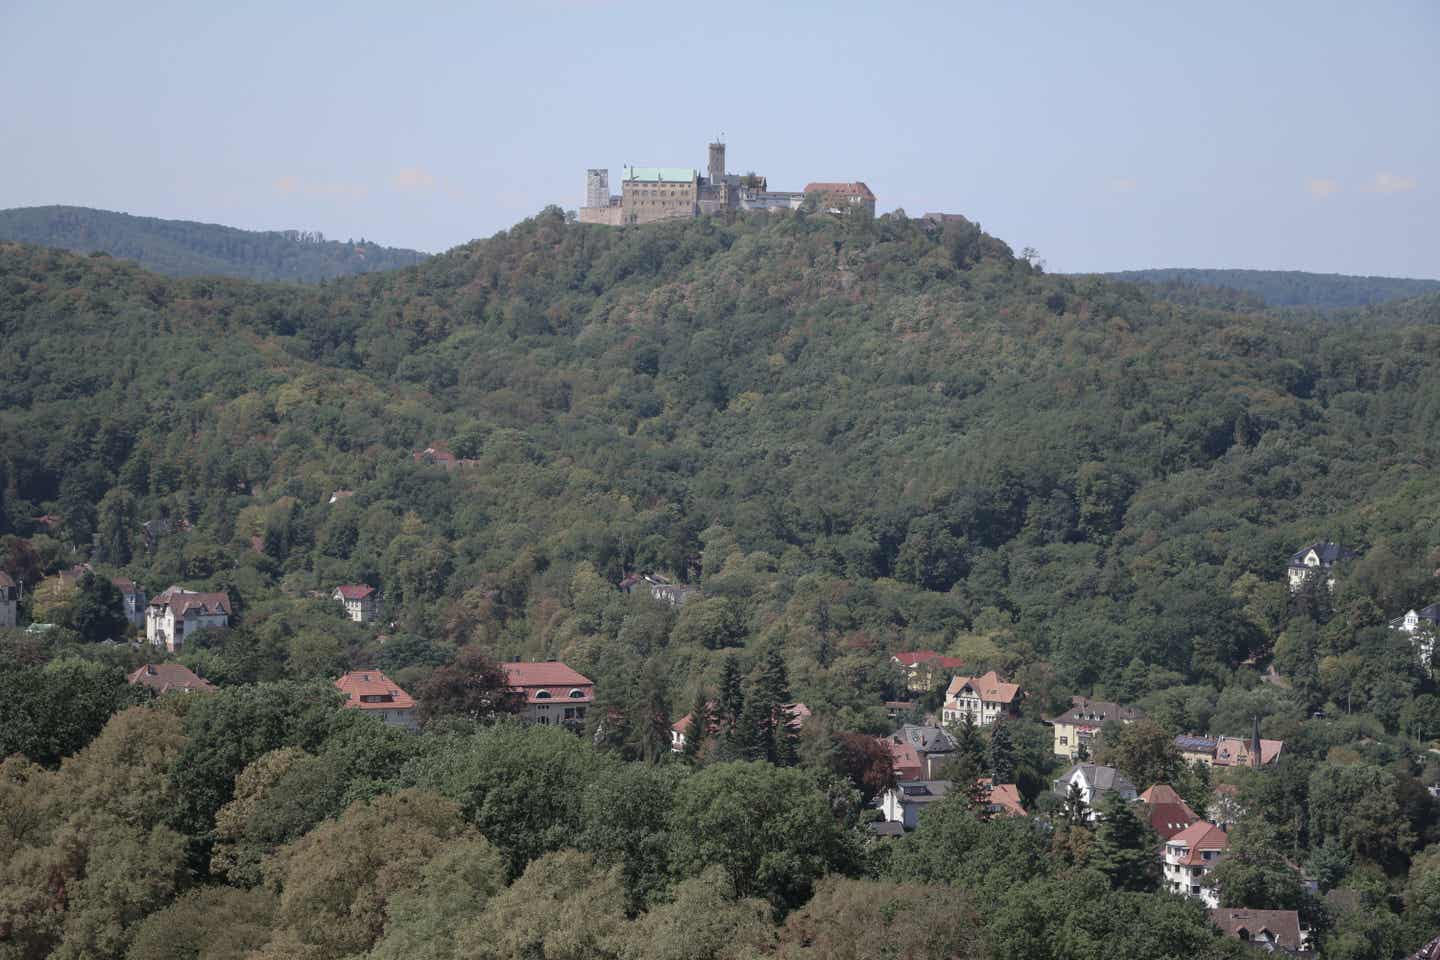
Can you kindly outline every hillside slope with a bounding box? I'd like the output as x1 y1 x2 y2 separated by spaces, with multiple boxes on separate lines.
0 205 427 282
1100 267 1440 309
2 206 1438 712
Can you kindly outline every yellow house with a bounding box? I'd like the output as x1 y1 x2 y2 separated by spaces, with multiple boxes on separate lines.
1047 697 1144 760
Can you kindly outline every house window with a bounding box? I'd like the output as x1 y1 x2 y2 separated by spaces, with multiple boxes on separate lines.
1059 736 1069 745
568 689 587 699
534 690 552 699
1190 886 1201 895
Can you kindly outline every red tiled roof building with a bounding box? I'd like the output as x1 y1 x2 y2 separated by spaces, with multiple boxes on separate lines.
127 663 216 694
502 662 594 728
335 669 418 731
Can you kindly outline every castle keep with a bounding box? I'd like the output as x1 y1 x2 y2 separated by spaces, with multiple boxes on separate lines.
578 141 874 226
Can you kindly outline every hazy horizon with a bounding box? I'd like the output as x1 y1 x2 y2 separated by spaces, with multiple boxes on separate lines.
2 0 1434 277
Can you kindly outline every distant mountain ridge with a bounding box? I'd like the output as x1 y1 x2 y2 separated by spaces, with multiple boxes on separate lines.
0 205 428 282
1098 267 1440 310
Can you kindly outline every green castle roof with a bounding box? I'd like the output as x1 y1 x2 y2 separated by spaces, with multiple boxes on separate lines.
623 166 696 183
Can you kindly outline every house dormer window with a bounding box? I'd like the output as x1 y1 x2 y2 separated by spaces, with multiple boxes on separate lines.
568 688 586 699
534 690 552 700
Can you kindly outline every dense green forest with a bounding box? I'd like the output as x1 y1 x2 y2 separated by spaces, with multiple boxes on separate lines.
0 205 427 282
1 206 1439 959
1101 267 1440 309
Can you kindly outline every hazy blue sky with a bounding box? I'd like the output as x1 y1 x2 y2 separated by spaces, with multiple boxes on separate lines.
2 0 1435 276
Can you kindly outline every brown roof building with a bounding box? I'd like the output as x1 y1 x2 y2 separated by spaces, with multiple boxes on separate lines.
1209 908 1309 955
1139 783 1200 840
502 661 594 728
127 663 216 694
145 585 232 652
943 670 1021 727
804 182 877 215
335 669 418 731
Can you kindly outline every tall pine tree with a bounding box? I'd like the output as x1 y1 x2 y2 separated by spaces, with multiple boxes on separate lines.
988 719 1016 784
683 687 710 761
1090 792 1160 891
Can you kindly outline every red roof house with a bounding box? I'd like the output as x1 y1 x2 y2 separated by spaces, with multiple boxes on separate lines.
335 669 417 730
127 663 216 694
979 778 1027 818
1139 783 1200 839
502 661 595 728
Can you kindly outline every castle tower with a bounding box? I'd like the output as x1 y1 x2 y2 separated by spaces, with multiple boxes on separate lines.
708 142 725 185
585 168 610 208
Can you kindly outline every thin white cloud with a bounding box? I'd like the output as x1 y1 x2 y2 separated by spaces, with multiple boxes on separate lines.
1305 177 1339 199
1362 172 1417 194
272 175 367 199
391 166 468 201
1108 177 1138 194
392 166 438 191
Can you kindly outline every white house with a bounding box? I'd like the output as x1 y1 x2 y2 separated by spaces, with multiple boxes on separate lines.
878 780 952 830
1286 541 1357 593
0 571 16 628
335 669 418 731
334 584 379 623
619 573 699 608
942 670 1021 726
112 577 147 628
502 661 595 728
145 586 231 652
1052 763 1138 819
1390 602 1439 673
1164 820 1229 907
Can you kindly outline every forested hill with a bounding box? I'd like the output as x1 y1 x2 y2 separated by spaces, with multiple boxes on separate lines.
4 207 1440 958
1100 267 1440 309
0 205 428 281
4 205 1439 699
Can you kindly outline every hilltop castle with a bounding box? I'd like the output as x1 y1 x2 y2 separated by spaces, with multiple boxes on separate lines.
578 141 874 226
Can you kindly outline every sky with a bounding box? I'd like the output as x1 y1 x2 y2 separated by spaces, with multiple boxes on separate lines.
1 0 1435 277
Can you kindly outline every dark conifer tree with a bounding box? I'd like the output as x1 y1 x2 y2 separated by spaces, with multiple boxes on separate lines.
988 719 1016 784
1090 792 1160 891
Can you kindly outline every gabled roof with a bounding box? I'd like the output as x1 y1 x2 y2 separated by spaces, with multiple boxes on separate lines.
149 585 231 618
945 670 1021 704
110 577 141 595
335 669 416 711
1168 820 1229 865
335 584 375 601
1176 734 1219 752
1288 540 1357 567
1392 603 1440 629
803 181 875 200
1049 696 1144 725
127 663 216 694
1058 763 1137 797
502 661 594 687
502 661 595 704
880 735 923 781
979 778 1027 817
1139 784 1199 839
895 723 957 754
1209 908 1303 949
1214 736 1284 767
